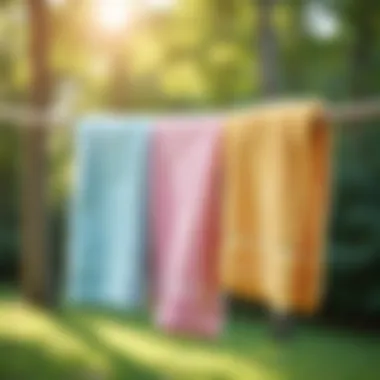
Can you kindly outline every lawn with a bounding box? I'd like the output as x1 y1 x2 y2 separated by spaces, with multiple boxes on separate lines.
0 293 379 380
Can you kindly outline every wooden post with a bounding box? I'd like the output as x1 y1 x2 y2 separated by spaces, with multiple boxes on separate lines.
21 0 51 306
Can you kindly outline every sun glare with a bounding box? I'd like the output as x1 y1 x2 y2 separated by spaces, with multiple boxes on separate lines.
94 0 134 32
93 0 175 32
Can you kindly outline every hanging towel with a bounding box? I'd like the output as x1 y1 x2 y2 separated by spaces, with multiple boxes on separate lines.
151 117 224 337
221 101 331 315
67 116 150 310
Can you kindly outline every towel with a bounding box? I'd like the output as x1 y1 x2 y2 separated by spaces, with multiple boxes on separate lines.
67 116 150 309
221 102 331 315
151 117 224 337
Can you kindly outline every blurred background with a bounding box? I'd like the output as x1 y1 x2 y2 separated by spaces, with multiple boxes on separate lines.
0 0 380 379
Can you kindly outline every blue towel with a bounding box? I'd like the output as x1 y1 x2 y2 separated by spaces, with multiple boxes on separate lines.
66 115 151 310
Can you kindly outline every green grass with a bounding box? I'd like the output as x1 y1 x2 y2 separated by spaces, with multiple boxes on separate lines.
0 294 379 380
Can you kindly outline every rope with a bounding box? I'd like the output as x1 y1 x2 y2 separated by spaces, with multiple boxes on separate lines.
0 98 380 127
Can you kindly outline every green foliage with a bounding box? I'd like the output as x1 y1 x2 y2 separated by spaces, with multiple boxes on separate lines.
0 124 20 281
326 123 380 322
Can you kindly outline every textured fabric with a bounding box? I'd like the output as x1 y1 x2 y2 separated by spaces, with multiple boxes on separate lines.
151 117 224 337
221 102 331 315
67 116 150 309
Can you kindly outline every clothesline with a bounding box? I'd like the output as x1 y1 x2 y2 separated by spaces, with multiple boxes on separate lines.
64 106 329 338
1 98 380 127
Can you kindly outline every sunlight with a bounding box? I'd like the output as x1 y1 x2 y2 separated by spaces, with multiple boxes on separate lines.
146 0 175 11
48 0 65 7
0 302 108 373
87 316 279 380
93 0 175 32
94 0 134 32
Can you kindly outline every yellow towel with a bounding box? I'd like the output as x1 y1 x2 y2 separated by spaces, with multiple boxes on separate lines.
221 101 331 315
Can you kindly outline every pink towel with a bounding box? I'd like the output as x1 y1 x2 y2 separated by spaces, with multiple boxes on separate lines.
150 117 224 338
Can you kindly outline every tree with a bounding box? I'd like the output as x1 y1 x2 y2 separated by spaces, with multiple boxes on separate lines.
20 0 51 306
257 0 280 95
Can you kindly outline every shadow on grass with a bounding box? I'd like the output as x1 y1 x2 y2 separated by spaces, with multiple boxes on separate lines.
1 297 380 380
1 338 73 379
54 311 162 380
55 307 380 380
54 308 278 380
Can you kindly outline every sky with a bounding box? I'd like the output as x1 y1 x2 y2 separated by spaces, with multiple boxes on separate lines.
306 2 340 40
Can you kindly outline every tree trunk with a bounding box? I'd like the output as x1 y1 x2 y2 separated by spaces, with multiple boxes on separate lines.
21 0 50 306
257 0 292 339
257 0 280 96
348 3 376 98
